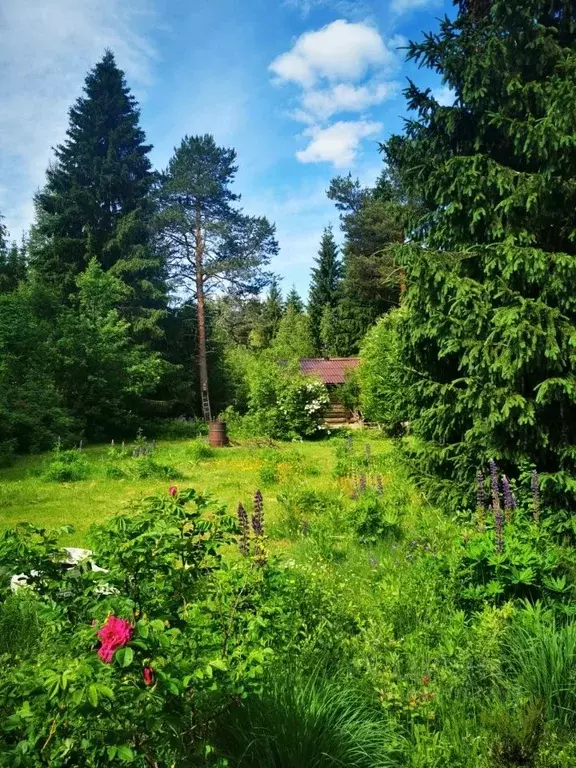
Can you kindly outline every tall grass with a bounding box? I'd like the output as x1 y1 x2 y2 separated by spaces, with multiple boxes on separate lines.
0 592 43 657
214 670 400 767
506 604 576 725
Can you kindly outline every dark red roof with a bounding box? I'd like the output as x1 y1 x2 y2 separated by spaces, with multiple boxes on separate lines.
299 357 360 385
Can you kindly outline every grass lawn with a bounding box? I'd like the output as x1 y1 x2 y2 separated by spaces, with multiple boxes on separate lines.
0 433 427 548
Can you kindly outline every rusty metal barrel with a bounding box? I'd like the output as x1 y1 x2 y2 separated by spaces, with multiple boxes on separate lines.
208 420 229 447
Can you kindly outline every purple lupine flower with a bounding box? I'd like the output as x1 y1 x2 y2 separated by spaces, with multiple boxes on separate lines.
359 474 367 494
495 505 504 553
376 476 384 497
237 503 250 556
252 490 264 537
489 460 504 552
532 469 540 524
502 476 514 524
252 490 266 566
476 470 485 531
489 460 501 514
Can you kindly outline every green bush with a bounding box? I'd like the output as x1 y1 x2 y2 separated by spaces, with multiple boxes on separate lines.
259 462 280 486
188 439 215 462
358 309 407 434
355 490 404 544
43 447 91 482
131 455 182 480
244 358 330 440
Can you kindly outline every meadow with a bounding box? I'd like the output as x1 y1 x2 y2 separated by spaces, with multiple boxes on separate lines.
0 433 398 544
3 429 576 767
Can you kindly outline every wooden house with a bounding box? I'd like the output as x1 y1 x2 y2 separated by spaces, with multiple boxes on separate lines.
299 357 360 426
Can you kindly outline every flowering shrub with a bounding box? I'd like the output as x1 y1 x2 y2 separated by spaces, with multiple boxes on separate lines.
97 616 133 662
0 486 355 766
242 359 330 440
450 465 576 608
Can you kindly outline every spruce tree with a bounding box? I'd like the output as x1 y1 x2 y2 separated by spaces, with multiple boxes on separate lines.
260 277 284 346
31 50 165 333
389 0 576 516
285 286 304 315
308 226 341 353
0 218 26 294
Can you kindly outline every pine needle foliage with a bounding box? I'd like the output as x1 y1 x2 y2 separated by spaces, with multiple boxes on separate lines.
388 0 576 517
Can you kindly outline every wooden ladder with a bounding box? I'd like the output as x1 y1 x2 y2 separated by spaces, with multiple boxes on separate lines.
201 388 212 422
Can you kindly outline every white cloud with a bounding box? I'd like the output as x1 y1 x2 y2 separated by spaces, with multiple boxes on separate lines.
390 0 440 14
433 85 456 106
299 81 399 121
270 20 401 166
297 120 382 167
0 0 156 239
270 20 396 88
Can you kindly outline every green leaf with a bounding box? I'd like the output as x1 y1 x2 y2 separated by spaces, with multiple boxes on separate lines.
117 745 135 762
116 647 134 668
87 684 99 707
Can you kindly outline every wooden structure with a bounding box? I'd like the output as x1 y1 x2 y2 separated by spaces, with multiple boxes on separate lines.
208 420 229 447
299 357 360 426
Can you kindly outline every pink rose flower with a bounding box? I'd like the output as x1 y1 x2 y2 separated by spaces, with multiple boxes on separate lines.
169 485 178 497
96 615 133 663
143 666 154 686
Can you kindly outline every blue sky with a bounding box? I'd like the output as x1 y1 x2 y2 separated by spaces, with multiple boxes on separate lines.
0 0 453 298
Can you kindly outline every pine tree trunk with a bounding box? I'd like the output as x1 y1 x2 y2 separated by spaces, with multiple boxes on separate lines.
195 206 212 422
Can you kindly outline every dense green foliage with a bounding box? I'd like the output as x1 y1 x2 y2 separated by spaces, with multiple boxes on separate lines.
358 308 406 432
324 172 410 355
375 0 576 519
31 51 165 334
4 4 576 764
3 435 576 766
223 355 329 439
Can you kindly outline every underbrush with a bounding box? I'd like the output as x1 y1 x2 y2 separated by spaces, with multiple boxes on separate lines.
1 436 576 766
43 447 91 482
214 670 401 767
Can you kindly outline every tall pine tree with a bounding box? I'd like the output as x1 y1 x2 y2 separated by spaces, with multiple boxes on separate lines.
308 226 341 353
31 50 165 336
156 134 278 420
389 0 576 516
